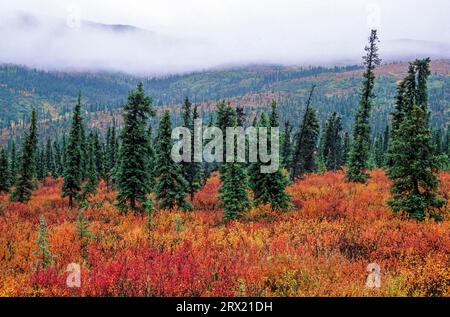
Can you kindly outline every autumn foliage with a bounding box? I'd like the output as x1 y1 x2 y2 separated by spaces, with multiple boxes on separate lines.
0 170 449 297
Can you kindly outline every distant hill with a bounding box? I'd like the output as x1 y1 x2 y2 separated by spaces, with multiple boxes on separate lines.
0 60 449 143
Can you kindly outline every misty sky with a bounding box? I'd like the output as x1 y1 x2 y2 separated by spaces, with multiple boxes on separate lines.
1 0 449 74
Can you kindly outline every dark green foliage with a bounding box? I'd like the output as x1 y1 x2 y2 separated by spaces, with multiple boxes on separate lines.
9 141 17 185
320 112 344 171
181 98 204 201
154 111 192 210
219 162 252 221
0 147 11 193
62 93 84 208
81 132 99 200
281 120 293 170
291 86 320 180
34 215 53 269
387 58 446 220
53 139 63 177
105 120 118 190
36 146 46 182
387 105 445 220
346 30 381 183
45 139 56 178
116 83 155 213
10 108 38 202
373 133 384 168
342 131 350 166
250 101 290 210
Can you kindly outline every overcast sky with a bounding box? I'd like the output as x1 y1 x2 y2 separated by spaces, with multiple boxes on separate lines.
1 0 449 74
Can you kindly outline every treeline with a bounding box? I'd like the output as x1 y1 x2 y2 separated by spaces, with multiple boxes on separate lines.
0 30 448 221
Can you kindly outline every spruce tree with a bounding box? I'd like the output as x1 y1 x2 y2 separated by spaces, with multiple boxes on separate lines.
373 133 384 168
81 132 99 200
105 120 118 190
116 83 155 213
291 86 320 180
9 141 17 185
62 93 84 208
387 58 446 220
321 112 343 171
45 139 56 178
0 147 11 193
10 108 38 203
281 120 293 170
181 99 203 202
346 29 381 183
342 131 351 166
218 106 251 221
250 101 290 210
154 111 192 210
34 215 53 269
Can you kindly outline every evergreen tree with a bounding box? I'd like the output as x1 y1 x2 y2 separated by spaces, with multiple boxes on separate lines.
81 132 99 200
387 58 446 220
45 139 56 178
36 146 46 182
250 101 290 210
387 105 445 220
10 108 38 203
34 215 53 269
116 83 155 213
0 147 11 193
346 29 381 183
9 141 17 185
218 106 251 221
76 210 95 259
280 120 293 170
373 133 384 168
181 98 204 202
146 123 156 189
342 131 351 166
321 112 344 171
154 111 192 210
62 93 84 208
53 139 63 177
291 86 320 180
93 131 105 179
382 124 390 165
105 120 118 190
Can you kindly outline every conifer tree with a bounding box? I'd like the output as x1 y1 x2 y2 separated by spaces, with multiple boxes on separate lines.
181 99 204 202
76 210 95 259
53 139 63 177
250 101 290 210
9 141 17 185
342 131 350 166
45 139 56 178
116 83 155 213
218 106 251 221
146 124 156 189
291 86 320 180
154 111 192 210
10 108 38 202
281 120 293 170
346 29 381 183
321 112 343 171
81 132 99 200
373 133 384 168
387 58 446 220
105 120 118 190
36 146 46 182
93 131 105 179
0 147 11 193
34 215 53 269
62 93 84 208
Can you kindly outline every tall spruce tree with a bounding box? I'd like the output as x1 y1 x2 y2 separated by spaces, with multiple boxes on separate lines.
218 106 251 221
387 58 446 220
346 29 381 183
0 147 11 193
10 108 38 202
154 110 192 210
250 101 290 210
321 112 344 171
291 86 320 180
45 139 56 178
62 93 84 208
373 133 384 168
105 120 118 190
81 132 99 200
34 215 53 269
9 141 17 185
116 83 155 213
281 120 293 170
